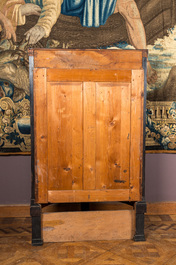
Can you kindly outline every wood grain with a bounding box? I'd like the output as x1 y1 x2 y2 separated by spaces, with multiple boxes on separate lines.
32 49 145 204
48 189 130 203
95 83 110 189
47 82 83 191
83 82 96 190
147 202 176 215
95 83 130 190
33 49 144 70
71 83 83 190
108 82 121 189
119 84 131 189
0 205 30 217
33 68 48 203
43 210 135 242
47 69 132 82
129 70 144 201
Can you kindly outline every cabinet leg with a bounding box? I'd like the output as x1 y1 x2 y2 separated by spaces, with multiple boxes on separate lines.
30 203 43 246
134 201 147 242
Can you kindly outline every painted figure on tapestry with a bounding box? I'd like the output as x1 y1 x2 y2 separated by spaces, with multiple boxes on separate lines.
0 1 145 45
0 0 156 83
0 11 16 41
0 0 176 152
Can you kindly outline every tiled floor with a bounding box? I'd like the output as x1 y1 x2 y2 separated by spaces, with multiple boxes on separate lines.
0 215 176 264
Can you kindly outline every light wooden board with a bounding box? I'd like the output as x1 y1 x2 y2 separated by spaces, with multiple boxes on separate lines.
48 189 130 203
0 205 30 217
47 69 132 82
47 82 83 191
129 70 144 201
43 210 135 242
33 49 145 69
83 82 96 190
147 202 176 215
33 68 48 203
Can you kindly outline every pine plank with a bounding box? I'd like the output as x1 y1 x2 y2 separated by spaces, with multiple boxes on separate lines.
48 189 130 203
0 205 30 217
129 70 144 201
47 82 71 190
34 49 144 70
71 83 83 190
33 68 48 203
119 84 131 189
147 202 176 215
107 83 121 189
95 83 130 190
47 82 83 191
95 83 110 189
83 82 96 190
43 210 135 242
47 69 132 82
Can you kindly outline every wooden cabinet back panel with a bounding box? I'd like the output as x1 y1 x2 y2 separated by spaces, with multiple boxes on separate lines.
32 49 145 204
46 81 131 191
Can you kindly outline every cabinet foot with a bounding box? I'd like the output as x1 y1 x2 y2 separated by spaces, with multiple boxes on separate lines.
30 203 43 246
134 201 147 242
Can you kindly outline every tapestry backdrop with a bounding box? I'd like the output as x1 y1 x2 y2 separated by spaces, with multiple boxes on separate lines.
0 0 176 153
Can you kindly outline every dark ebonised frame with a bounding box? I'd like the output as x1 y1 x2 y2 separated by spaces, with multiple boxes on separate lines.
132 55 147 241
29 51 43 246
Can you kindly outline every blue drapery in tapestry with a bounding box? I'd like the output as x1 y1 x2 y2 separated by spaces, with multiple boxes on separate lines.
61 0 117 27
